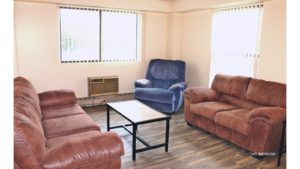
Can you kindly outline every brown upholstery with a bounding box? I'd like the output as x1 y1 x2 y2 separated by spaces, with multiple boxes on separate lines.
43 113 101 139
43 132 124 169
184 87 219 103
219 94 263 110
211 74 251 98
39 90 77 108
184 74 286 154
190 101 237 120
41 104 85 120
247 107 286 125
215 108 251 136
245 78 286 107
14 77 124 169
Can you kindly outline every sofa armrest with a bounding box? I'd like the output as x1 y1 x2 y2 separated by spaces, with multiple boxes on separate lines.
134 79 152 88
247 107 286 125
39 90 77 108
184 87 219 103
168 82 187 92
43 132 124 169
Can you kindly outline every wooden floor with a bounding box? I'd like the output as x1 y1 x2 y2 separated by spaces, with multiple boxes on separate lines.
84 105 286 169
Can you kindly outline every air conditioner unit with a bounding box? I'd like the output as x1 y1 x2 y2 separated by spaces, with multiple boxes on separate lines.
88 76 119 96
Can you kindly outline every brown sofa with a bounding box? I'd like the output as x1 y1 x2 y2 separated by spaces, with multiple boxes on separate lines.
184 74 286 154
14 77 124 169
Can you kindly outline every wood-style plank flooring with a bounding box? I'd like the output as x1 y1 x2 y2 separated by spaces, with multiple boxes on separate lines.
84 105 286 169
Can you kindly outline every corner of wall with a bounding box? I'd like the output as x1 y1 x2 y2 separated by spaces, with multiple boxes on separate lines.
167 12 183 60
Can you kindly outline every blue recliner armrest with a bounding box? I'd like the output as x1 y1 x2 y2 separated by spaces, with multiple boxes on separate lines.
134 79 152 88
168 82 187 92
168 82 187 111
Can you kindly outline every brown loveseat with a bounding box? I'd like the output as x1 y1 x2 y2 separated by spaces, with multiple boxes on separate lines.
14 77 124 169
184 74 286 154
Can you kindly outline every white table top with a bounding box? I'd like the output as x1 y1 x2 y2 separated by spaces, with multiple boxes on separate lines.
107 100 170 123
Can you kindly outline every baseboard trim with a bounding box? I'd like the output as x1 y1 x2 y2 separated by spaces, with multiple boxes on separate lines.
77 93 134 107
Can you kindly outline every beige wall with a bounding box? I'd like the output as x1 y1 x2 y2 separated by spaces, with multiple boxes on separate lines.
256 0 286 83
14 2 169 97
143 12 169 62
172 0 257 12
180 0 286 88
167 13 182 60
15 0 286 98
181 10 212 87
15 0 172 12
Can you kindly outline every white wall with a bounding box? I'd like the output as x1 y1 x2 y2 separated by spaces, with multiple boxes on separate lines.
14 2 169 97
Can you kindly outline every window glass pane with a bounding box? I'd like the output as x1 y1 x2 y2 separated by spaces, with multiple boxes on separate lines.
60 8 100 62
101 11 137 61
209 7 262 86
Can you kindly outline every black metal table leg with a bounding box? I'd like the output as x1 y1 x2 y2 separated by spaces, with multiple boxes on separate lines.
106 105 110 131
165 119 170 152
277 121 286 166
132 124 137 160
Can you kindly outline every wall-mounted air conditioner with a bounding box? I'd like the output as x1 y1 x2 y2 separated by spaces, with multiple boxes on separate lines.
88 76 119 96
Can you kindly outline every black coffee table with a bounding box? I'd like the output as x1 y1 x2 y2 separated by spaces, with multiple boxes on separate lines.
106 100 171 160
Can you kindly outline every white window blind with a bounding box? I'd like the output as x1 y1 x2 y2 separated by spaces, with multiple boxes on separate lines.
60 7 139 63
60 8 100 62
209 4 263 86
101 11 138 62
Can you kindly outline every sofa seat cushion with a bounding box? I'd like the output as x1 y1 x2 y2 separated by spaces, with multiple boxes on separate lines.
215 108 251 136
46 131 97 148
135 88 175 104
43 114 100 139
190 101 238 120
44 131 124 169
41 104 85 120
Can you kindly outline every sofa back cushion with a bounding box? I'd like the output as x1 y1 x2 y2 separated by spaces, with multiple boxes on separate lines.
146 59 186 89
14 77 46 169
211 74 251 98
245 79 286 107
219 94 263 110
14 77 42 119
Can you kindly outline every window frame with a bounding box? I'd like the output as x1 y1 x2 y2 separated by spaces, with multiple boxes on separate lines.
59 7 140 63
208 4 263 86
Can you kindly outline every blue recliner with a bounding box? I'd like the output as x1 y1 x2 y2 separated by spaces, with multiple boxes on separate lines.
134 59 187 114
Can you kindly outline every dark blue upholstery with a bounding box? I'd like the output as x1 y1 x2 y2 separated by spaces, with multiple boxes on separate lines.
134 59 187 113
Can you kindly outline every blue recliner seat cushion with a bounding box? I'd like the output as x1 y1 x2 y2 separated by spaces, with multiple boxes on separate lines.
134 88 175 104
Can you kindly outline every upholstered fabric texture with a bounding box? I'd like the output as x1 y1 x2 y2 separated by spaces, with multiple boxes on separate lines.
184 74 286 154
14 77 124 169
134 59 187 113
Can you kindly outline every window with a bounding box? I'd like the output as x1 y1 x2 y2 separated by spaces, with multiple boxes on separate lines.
209 4 263 86
60 7 140 63
60 9 100 62
101 11 138 62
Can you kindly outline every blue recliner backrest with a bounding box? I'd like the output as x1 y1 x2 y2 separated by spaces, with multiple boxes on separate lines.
146 59 186 89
